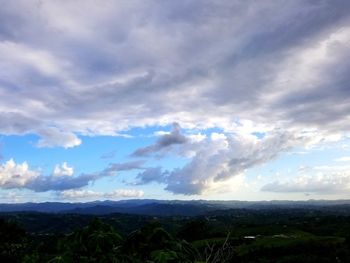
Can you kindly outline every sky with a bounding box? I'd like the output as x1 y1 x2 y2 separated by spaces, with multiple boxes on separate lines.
0 0 350 202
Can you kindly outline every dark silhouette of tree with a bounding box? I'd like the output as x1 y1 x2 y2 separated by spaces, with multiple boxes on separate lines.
0 219 28 263
53 218 123 262
121 222 198 262
177 219 211 242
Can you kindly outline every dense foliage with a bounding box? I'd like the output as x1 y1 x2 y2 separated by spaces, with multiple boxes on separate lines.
1 208 350 262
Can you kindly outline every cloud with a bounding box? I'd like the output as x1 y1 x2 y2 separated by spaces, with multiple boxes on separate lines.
0 112 81 149
0 191 25 203
261 165 350 194
0 1 348 148
335 156 350 162
29 160 145 192
59 188 144 200
0 143 3 161
0 159 39 189
53 162 73 177
164 132 299 195
130 121 346 195
0 159 144 192
133 130 313 195
25 173 97 192
0 112 40 135
132 123 187 157
135 167 164 185
36 127 82 148
0 159 87 193
100 160 145 176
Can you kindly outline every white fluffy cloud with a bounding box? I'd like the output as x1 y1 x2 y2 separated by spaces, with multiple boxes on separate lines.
166 131 301 195
0 159 38 189
53 162 74 177
37 128 82 148
132 122 347 195
0 159 143 192
133 127 322 195
0 159 86 191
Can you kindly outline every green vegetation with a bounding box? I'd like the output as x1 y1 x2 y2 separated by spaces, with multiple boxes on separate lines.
1 208 350 262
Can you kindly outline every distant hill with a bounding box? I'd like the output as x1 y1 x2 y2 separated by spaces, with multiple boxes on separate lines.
0 200 218 216
1 199 350 216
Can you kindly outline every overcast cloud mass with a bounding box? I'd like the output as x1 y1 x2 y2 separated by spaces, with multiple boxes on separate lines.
0 0 350 200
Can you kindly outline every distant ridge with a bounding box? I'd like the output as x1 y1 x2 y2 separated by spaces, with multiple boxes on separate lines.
1 199 350 216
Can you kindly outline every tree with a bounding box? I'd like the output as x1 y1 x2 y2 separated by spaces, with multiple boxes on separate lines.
0 219 28 263
55 218 123 262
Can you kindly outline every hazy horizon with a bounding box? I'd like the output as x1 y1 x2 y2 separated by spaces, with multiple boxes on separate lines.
3 198 350 205
0 0 350 203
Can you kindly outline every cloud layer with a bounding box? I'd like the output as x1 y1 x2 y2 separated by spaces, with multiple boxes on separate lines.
0 1 349 147
59 189 144 200
261 165 350 194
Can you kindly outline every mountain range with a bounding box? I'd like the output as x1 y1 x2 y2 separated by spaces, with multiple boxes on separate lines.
1 199 350 216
